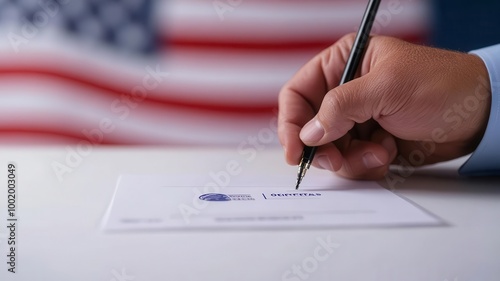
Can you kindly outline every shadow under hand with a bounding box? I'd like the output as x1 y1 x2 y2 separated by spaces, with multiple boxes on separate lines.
377 165 500 195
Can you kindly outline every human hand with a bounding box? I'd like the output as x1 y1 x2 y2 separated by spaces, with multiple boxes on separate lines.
278 34 491 180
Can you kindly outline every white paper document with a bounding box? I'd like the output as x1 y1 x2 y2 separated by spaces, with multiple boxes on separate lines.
102 174 441 231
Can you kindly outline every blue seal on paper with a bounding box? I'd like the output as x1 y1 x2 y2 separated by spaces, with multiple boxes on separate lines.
199 193 231 202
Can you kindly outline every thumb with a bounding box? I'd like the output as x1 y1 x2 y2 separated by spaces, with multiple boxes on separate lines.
299 75 382 146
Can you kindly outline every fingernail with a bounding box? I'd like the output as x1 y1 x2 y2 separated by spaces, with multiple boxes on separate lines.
300 118 324 143
317 155 334 171
362 152 384 169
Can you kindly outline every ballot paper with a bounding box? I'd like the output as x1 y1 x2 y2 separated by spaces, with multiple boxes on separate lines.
101 174 441 231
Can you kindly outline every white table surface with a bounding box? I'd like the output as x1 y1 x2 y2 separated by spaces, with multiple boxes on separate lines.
0 146 499 281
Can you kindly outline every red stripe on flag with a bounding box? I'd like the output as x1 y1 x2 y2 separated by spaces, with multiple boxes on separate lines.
0 67 277 115
161 33 428 52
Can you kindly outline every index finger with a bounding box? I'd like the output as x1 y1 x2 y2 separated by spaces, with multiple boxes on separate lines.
278 34 355 164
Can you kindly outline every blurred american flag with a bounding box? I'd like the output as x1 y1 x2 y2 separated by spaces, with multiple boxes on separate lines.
0 0 431 145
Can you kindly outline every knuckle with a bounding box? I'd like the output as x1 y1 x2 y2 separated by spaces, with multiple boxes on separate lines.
319 91 344 124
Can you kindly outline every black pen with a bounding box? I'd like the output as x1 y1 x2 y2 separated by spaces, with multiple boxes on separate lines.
296 0 382 189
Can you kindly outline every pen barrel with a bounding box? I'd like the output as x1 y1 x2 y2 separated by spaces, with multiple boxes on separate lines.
297 0 381 188
340 0 381 85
